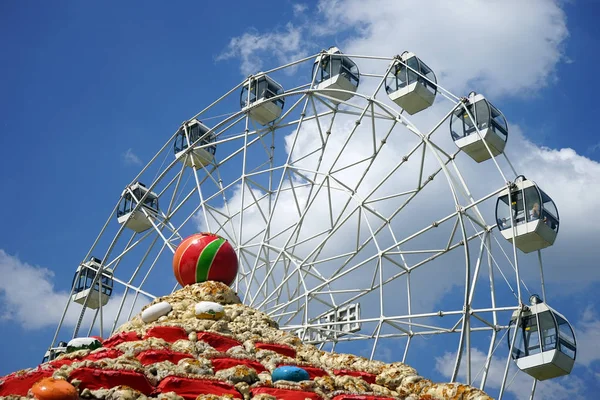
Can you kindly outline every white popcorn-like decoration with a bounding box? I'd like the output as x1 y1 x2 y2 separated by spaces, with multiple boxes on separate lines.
141 301 173 323
195 301 225 320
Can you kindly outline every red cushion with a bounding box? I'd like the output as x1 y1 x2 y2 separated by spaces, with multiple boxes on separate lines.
0 368 54 396
155 376 241 400
196 332 241 352
136 349 194 366
69 367 154 395
332 396 396 400
333 369 377 384
251 386 322 400
210 357 267 373
300 365 328 378
103 331 141 348
84 349 123 361
276 363 328 379
144 326 188 343
255 342 296 358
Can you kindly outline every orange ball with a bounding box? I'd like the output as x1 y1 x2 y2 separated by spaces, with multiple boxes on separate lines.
31 377 78 400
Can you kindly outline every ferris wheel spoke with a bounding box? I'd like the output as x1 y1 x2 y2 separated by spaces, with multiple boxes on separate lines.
308 96 328 146
243 107 313 302
261 94 307 135
109 232 164 332
489 232 534 298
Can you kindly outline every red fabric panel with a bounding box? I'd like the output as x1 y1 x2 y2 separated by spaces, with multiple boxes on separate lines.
251 386 322 400
103 331 141 348
332 369 377 384
48 348 122 368
69 367 154 395
136 350 194 366
49 358 75 368
196 332 241 352
210 357 267 373
332 395 396 400
0 368 54 396
144 326 188 343
276 364 328 379
255 342 296 358
300 365 328 378
155 376 241 400
84 349 123 361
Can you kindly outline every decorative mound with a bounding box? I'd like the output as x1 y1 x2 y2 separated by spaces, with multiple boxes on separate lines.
0 282 492 399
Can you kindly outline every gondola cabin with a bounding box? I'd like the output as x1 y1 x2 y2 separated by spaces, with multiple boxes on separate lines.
509 295 576 380
71 257 114 309
42 341 67 363
451 92 508 162
312 47 360 102
241 74 285 126
386 51 437 115
496 177 559 253
117 182 159 233
173 119 216 169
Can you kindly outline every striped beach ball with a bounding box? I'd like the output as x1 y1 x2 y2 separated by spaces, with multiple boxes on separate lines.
173 233 238 287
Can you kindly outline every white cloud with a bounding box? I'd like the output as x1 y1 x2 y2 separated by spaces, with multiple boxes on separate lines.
0 250 72 329
0 250 148 337
220 0 568 98
293 3 308 16
573 305 600 367
216 23 308 75
123 148 143 166
316 0 568 97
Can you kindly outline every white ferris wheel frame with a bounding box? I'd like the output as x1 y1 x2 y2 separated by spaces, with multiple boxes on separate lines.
47 51 555 399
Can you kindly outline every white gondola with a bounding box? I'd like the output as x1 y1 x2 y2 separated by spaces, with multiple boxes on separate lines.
42 341 67 363
451 92 508 163
71 257 113 309
496 176 559 253
173 119 216 169
385 51 437 115
509 295 576 381
312 47 360 102
241 74 285 126
117 182 159 233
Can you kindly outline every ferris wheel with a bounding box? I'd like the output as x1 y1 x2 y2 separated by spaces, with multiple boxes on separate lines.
46 47 577 399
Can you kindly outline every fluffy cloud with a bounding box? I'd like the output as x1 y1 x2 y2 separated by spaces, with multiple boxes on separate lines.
0 250 72 329
221 0 568 97
573 306 600 367
316 0 568 97
0 250 149 336
217 23 308 76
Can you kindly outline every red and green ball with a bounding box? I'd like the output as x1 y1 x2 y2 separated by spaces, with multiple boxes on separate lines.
172 233 238 287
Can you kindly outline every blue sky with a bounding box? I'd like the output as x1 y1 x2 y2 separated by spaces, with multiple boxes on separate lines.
1 1 600 399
